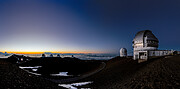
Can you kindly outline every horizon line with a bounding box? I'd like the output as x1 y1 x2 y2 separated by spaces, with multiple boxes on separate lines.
0 51 110 54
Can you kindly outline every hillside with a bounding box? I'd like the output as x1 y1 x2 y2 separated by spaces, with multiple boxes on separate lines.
0 59 63 89
79 56 180 89
1 55 180 89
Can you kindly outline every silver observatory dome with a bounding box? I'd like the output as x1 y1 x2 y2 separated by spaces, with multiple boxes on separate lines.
133 30 159 60
133 30 159 50
120 48 127 57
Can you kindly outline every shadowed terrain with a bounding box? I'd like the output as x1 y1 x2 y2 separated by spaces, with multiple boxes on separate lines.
0 55 102 88
0 55 180 89
79 56 180 89
0 59 63 89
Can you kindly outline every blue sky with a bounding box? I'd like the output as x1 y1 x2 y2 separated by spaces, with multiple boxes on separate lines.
0 0 180 54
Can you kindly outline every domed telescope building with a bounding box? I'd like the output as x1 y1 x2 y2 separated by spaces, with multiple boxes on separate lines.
133 30 175 60
120 48 127 57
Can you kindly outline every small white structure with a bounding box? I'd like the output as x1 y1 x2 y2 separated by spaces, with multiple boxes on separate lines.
120 48 127 57
133 30 177 60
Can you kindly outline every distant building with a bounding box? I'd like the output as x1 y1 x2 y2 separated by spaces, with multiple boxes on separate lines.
4 52 8 56
50 54 53 57
120 48 127 57
133 30 177 60
42 54 45 58
57 54 60 57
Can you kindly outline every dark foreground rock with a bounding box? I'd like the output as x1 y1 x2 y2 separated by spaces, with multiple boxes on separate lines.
1 55 180 89
79 56 180 89
0 60 63 89
122 56 180 89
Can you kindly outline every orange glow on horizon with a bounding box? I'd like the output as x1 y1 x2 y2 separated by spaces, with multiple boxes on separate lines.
2 51 105 54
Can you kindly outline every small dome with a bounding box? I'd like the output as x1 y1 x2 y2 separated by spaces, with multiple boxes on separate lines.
42 54 45 57
120 48 127 57
57 54 60 57
50 54 53 57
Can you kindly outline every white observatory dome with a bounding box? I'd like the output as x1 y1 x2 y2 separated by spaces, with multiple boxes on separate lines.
133 30 159 51
120 48 127 57
133 30 159 60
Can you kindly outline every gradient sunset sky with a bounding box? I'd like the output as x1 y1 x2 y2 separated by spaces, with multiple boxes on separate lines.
0 0 180 54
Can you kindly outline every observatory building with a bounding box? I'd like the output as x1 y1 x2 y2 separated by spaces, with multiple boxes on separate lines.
120 48 127 57
50 54 53 57
42 54 45 58
57 54 60 57
133 30 176 60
